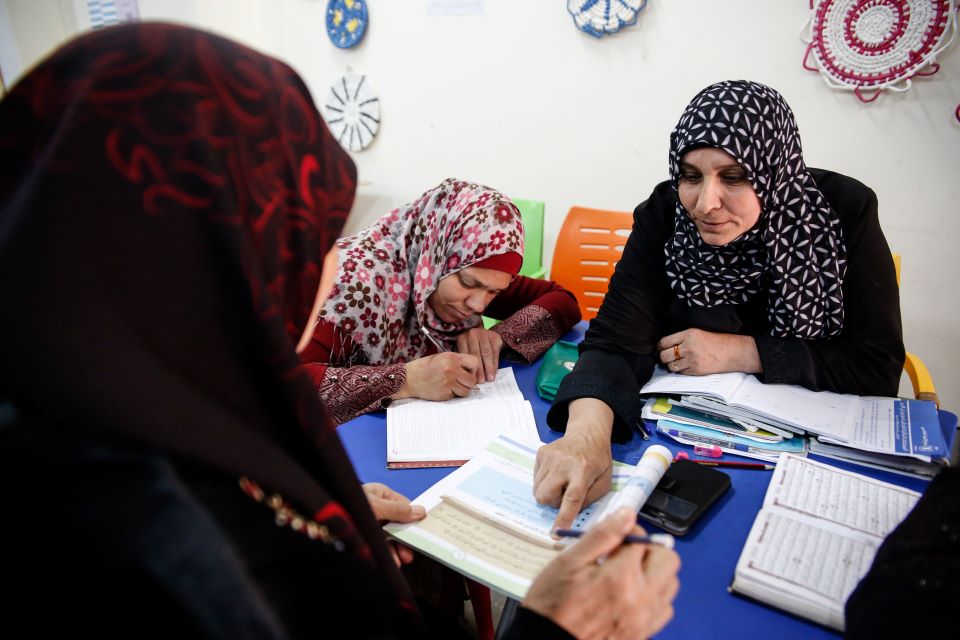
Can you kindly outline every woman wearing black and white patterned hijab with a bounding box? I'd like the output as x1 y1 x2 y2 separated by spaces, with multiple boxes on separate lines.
664 80 846 340
537 80 904 533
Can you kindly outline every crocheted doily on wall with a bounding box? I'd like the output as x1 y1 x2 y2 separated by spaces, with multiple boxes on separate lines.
326 0 368 49
801 0 958 104
322 70 380 152
567 0 648 38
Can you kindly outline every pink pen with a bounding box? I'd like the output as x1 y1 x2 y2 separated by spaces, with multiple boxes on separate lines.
693 443 723 458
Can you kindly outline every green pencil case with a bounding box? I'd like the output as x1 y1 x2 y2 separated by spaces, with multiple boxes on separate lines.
535 340 579 402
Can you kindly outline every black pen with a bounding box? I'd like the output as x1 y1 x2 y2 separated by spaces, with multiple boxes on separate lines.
553 529 675 549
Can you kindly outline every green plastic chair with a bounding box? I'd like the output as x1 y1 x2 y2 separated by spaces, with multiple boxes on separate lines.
512 197 548 279
482 197 547 329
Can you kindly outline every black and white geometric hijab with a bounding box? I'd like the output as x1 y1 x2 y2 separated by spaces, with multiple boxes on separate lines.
663 80 846 339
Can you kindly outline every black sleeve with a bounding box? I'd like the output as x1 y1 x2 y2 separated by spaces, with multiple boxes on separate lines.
499 607 576 640
546 182 674 442
753 171 905 396
845 468 960 637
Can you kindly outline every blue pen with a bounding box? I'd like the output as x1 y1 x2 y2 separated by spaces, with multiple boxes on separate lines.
635 420 651 440
554 529 675 550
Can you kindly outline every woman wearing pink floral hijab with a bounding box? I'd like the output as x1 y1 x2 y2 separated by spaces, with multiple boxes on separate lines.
300 178 581 424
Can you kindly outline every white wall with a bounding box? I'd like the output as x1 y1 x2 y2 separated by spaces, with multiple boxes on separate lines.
3 0 959 408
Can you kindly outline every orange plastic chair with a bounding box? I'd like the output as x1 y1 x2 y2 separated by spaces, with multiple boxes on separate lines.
892 253 939 407
550 206 634 321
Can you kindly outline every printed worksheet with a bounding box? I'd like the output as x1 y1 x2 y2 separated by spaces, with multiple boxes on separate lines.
385 436 644 599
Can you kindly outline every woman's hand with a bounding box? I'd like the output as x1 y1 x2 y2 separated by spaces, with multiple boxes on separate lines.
393 352 480 400
533 399 614 531
362 483 426 567
522 508 681 640
456 327 504 383
657 328 762 376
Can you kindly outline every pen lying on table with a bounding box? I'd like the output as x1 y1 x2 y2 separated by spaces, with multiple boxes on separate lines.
663 428 769 455
553 529 676 550
691 460 775 471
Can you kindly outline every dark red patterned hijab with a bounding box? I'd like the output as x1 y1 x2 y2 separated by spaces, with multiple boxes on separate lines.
0 22 410 606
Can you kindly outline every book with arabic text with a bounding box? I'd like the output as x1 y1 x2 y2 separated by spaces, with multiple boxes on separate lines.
729 455 921 631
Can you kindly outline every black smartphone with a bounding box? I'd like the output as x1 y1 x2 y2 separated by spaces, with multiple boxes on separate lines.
638 460 731 535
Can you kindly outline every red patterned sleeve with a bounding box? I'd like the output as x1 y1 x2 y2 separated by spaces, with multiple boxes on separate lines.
490 305 561 363
485 276 582 364
313 363 407 425
300 319 407 425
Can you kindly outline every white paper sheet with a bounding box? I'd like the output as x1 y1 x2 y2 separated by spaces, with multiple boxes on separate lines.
386 367 538 462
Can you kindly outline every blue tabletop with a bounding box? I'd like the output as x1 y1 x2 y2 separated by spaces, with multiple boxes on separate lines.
336 322 932 639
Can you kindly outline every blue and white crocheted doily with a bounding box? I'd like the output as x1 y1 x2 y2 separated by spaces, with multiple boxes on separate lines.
567 0 648 38
326 0 368 49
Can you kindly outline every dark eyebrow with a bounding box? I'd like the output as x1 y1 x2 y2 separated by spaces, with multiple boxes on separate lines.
459 271 505 293
680 161 744 172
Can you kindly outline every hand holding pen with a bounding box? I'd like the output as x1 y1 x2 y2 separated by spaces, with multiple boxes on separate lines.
554 528 676 550
425 326 503 384
523 508 680 640
392 329 479 401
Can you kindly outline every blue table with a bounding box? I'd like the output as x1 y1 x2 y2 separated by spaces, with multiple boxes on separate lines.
337 322 932 639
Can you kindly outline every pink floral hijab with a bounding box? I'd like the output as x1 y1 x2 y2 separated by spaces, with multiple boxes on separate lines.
320 178 524 364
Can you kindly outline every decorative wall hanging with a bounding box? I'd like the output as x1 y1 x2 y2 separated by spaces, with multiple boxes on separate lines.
801 0 958 103
326 0 368 49
86 0 139 29
567 0 648 38
322 70 380 152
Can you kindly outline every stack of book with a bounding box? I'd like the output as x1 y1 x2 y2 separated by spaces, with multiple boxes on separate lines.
639 367 955 477
641 397 805 463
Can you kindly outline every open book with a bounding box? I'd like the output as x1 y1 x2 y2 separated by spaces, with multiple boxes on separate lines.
384 435 650 599
385 367 539 468
730 454 921 631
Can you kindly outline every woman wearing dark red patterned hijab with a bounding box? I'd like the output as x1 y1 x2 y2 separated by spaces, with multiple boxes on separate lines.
0 23 680 640
0 22 419 636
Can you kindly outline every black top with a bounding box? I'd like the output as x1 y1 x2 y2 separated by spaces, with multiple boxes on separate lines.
548 169 905 441
0 418 570 639
845 467 960 637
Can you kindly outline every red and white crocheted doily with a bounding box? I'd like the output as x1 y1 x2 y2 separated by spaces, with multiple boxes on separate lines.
803 0 957 102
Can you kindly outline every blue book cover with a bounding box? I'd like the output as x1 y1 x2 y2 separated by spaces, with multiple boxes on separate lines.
894 399 947 459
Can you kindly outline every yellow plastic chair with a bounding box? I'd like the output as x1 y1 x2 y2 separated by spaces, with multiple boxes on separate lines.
892 253 938 406
549 206 634 321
